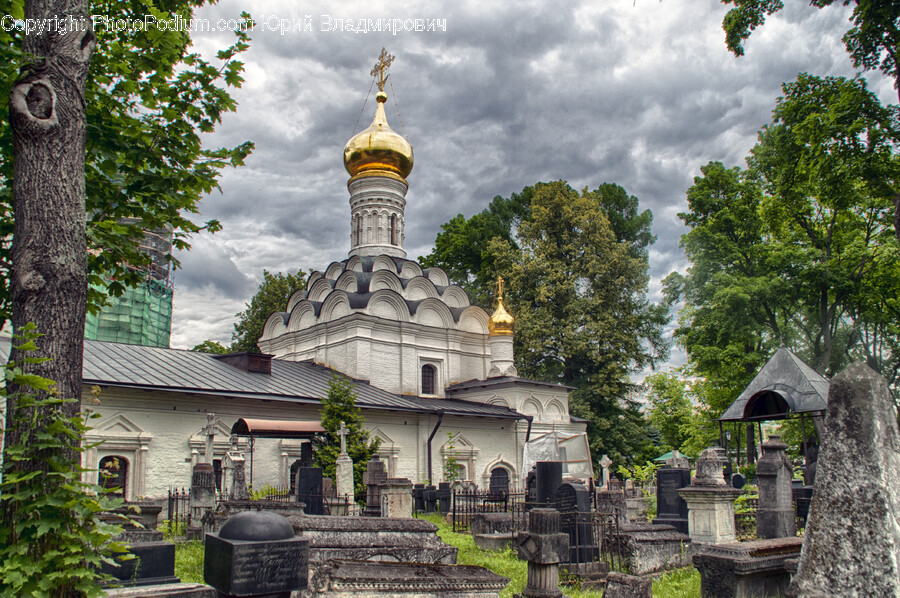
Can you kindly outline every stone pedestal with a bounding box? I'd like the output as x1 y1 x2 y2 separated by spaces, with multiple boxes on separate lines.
678 446 741 545
610 523 695 575
756 436 795 539
693 537 802 598
188 463 216 540
335 453 354 501
380 478 413 518
516 508 568 598
224 452 249 501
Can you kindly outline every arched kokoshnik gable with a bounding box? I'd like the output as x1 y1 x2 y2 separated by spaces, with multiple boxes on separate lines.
718 347 828 464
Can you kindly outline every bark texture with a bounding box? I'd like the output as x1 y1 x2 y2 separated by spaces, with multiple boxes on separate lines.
4 0 95 458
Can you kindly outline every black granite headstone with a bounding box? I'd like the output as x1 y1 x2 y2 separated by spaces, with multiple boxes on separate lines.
424 484 437 513
295 466 323 515
438 482 451 514
525 468 537 507
100 541 179 587
653 467 690 534
205 511 308 598
554 482 595 563
535 461 563 506
413 483 426 513
731 473 747 489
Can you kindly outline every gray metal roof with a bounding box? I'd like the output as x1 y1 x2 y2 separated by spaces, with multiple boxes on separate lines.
719 347 829 421
1 338 526 420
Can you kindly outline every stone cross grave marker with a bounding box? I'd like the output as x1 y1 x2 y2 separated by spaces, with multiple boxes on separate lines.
338 421 349 455
599 454 613 489
203 413 216 464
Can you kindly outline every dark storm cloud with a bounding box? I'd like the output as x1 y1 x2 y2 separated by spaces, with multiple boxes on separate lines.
169 0 875 353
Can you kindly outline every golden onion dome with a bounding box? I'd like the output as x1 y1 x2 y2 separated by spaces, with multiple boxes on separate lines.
343 91 414 179
488 277 514 336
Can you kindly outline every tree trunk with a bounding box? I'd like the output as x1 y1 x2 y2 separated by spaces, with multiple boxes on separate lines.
4 1 95 462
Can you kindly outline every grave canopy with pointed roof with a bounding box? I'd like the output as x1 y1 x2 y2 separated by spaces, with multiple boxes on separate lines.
719 347 829 422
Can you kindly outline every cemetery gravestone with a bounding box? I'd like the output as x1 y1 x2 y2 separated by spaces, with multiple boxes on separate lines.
599 454 613 489
362 454 387 516
677 446 741 544
424 484 437 513
535 461 563 506
756 436 795 539
188 462 216 539
380 478 414 518
554 482 595 563
731 473 746 490
788 364 900 597
413 483 426 513
205 510 308 598
653 467 690 534
335 421 355 505
438 481 452 514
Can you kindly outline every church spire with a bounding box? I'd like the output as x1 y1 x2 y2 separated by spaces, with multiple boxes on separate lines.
488 276 517 378
343 49 413 259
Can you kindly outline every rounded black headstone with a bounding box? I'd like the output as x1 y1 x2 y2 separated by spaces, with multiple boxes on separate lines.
218 510 295 541
731 473 746 489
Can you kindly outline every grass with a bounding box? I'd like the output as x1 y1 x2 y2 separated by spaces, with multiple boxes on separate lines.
173 514 701 597
174 540 204 583
652 567 701 597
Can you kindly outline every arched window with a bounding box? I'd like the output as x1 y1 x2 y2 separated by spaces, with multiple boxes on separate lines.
421 364 437 395
99 455 129 498
355 215 362 246
390 215 398 245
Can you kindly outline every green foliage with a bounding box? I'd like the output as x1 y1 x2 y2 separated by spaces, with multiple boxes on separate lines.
312 374 379 498
487 181 669 465
232 269 308 353
734 485 759 514
419 188 533 309
616 460 660 484
173 541 204 584
249 484 288 500
0 2 254 326
739 463 758 482
667 75 900 416
190 339 230 354
443 432 461 483
652 566 702 598
0 328 129 597
722 0 900 102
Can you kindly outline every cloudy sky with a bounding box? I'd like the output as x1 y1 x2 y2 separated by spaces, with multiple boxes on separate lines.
168 0 894 372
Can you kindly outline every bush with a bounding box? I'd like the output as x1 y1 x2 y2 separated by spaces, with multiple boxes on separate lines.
0 327 129 596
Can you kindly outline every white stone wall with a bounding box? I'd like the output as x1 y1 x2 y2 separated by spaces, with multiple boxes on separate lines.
79 386 536 500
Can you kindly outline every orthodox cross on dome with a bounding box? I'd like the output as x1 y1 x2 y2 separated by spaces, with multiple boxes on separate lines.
497 276 505 302
370 48 395 93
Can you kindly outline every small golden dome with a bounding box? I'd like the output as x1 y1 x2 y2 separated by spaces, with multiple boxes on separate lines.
343 92 414 179
488 277 514 336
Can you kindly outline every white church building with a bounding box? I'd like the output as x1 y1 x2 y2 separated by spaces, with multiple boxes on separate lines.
7 54 587 501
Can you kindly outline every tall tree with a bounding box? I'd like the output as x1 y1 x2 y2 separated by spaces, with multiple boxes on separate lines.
419 188 533 308
312 374 379 498
6 0 96 463
232 269 308 353
667 75 900 406
721 0 900 243
489 181 669 464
